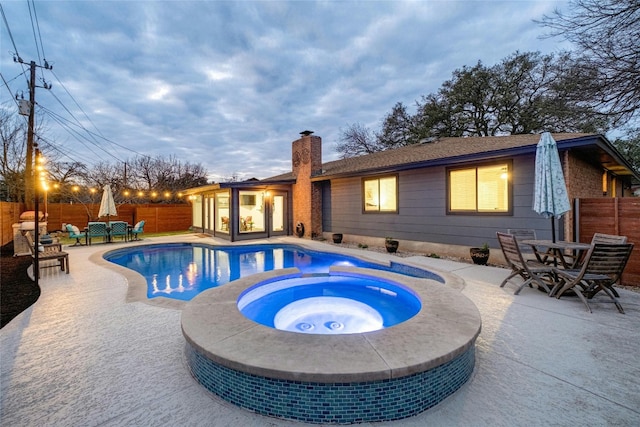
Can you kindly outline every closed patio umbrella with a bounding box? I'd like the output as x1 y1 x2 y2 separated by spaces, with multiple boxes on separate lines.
98 184 118 222
533 132 570 242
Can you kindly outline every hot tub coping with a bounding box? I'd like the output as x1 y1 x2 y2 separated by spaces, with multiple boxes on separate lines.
181 266 481 383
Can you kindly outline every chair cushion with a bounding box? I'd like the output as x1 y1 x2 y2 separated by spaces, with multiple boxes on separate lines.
134 221 143 231
72 225 80 234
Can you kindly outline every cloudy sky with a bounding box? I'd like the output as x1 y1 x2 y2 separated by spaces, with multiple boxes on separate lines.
1 0 572 182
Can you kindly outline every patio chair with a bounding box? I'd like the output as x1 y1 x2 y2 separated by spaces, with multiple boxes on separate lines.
563 233 628 287
65 223 86 246
591 233 627 244
551 243 634 313
507 229 537 260
23 231 69 278
497 232 555 295
109 221 129 242
131 220 145 240
87 221 108 245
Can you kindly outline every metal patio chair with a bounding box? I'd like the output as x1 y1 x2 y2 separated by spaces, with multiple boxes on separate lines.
131 220 145 240
87 221 108 245
109 221 129 242
497 232 555 295
65 223 86 246
552 243 634 313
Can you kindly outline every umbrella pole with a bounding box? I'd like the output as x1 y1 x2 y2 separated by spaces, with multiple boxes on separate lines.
551 216 558 267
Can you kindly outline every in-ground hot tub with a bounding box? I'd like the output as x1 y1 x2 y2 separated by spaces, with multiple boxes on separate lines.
237 273 423 334
182 266 481 424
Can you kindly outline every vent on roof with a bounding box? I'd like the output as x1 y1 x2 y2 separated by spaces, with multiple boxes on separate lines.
300 130 314 136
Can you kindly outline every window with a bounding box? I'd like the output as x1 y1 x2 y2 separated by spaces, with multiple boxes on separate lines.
239 190 265 232
363 175 397 213
448 162 511 214
215 192 230 233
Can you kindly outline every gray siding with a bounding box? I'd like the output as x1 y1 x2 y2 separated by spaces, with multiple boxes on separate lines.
327 154 563 249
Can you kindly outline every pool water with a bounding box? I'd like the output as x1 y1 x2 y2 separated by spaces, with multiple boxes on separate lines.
104 243 443 301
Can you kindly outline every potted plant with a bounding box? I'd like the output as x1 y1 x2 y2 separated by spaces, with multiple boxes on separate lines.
470 243 490 265
385 237 399 253
332 233 343 244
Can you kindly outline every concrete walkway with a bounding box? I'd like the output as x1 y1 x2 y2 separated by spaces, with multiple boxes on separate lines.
1 235 639 426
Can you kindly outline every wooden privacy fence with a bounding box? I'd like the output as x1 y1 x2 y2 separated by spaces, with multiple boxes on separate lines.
576 198 640 287
1 201 192 247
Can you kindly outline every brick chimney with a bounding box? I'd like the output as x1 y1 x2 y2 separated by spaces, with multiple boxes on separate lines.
292 131 322 239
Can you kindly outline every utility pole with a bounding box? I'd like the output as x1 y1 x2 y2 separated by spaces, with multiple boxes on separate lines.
16 58 52 287
25 61 36 210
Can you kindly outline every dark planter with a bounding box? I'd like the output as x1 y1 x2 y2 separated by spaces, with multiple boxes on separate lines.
470 248 490 265
332 233 343 244
385 240 399 253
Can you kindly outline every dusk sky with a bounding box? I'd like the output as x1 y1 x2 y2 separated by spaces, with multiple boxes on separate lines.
1 1 572 182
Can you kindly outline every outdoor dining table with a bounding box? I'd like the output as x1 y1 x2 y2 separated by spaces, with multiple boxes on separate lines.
521 239 592 269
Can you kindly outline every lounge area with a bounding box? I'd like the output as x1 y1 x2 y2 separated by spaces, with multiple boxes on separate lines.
498 231 634 313
1 234 639 426
64 220 145 245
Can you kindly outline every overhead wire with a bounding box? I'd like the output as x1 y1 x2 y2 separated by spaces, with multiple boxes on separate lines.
3 1 157 175
43 86 151 160
39 105 124 165
0 2 29 87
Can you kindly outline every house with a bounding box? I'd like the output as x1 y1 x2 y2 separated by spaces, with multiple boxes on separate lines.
185 131 639 260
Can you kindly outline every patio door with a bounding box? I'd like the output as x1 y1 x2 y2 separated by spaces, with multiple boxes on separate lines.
270 192 287 236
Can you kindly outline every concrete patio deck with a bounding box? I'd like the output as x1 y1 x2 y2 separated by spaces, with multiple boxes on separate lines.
1 234 639 426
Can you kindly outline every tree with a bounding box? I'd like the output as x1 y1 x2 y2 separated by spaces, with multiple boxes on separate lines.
377 102 423 149
0 107 27 202
613 129 640 175
539 0 640 124
395 52 607 147
335 123 383 158
336 51 611 157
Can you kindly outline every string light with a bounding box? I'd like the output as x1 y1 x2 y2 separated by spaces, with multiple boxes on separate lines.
42 182 187 202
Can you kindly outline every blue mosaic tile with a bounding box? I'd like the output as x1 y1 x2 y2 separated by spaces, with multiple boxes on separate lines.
185 343 476 424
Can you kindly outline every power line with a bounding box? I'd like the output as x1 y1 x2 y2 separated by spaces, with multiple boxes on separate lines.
3 2 154 174
0 3 21 61
29 0 47 63
0 3 29 87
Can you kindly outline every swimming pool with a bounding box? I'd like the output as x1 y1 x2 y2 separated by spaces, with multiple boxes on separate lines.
104 243 444 301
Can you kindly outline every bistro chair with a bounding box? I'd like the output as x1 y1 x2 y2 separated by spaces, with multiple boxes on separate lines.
551 243 634 313
109 221 129 242
497 232 555 295
87 222 108 245
65 223 86 246
23 231 69 278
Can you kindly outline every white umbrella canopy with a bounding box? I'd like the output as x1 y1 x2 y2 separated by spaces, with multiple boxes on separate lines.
533 132 570 242
98 184 118 220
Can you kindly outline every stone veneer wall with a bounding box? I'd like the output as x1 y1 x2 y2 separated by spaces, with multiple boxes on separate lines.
291 134 323 238
563 150 607 241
